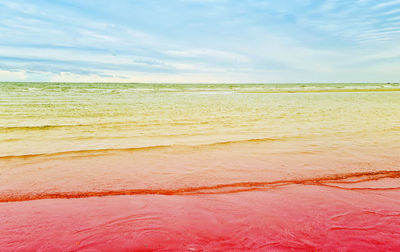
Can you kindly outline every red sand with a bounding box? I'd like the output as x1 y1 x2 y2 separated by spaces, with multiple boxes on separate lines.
1 181 400 251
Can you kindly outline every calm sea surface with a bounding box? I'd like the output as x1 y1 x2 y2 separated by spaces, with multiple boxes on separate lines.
1 83 400 250
1 82 399 156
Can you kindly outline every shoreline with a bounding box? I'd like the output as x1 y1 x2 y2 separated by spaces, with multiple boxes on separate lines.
2 170 400 203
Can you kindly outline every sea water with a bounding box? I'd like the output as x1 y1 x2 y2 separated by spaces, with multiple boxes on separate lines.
1 83 400 250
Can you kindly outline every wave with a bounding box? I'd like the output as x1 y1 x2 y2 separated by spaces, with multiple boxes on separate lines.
0 122 132 131
0 121 200 131
237 88 400 94
0 124 86 130
0 136 290 159
1 170 399 203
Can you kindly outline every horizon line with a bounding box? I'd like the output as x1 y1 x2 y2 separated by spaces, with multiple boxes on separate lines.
1 81 399 85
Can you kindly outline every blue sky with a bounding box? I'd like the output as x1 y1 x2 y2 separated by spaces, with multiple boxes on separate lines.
1 0 400 83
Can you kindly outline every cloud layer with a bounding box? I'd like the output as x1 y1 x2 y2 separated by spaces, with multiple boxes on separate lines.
1 0 400 83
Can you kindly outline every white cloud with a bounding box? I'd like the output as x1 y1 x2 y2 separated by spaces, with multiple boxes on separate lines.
0 70 27 81
48 71 251 83
164 48 250 63
375 0 400 8
50 72 127 82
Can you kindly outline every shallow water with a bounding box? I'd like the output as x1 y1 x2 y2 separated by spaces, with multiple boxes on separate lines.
1 82 400 157
0 83 400 250
1 185 400 251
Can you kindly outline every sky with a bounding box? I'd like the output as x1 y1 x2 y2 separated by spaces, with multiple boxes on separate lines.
0 0 400 83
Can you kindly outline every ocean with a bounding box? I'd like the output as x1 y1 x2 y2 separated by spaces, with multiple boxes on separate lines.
1 82 400 250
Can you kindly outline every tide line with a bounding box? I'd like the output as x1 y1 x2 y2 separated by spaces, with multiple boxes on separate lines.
1 170 399 203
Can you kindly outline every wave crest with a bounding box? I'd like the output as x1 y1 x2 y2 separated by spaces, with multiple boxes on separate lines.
1 170 399 203
0 136 290 159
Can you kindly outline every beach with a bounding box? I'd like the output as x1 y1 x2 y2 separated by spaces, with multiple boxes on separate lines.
1 83 400 250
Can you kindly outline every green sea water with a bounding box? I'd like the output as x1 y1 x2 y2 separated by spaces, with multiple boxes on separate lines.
1 82 400 156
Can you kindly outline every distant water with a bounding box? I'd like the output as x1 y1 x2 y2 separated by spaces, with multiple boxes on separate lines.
1 82 400 156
